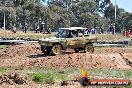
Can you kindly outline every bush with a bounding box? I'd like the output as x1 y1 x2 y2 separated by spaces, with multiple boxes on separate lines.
29 72 67 84
32 75 43 82
31 73 48 83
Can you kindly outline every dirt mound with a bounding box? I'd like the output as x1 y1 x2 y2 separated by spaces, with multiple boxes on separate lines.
0 43 40 67
0 73 27 85
27 53 131 69
94 48 132 54
0 43 39 59
0 43 132 69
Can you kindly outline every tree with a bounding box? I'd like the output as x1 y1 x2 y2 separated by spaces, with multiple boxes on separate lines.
104 3 127 33
123 13 132 32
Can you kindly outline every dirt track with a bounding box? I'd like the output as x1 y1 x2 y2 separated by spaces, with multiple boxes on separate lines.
0 43 132 69
0 43 132 88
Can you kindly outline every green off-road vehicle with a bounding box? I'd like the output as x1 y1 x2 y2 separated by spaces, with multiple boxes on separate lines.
39 27 97 55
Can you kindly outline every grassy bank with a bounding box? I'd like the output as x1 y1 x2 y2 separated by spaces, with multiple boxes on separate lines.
0 67 131 87
0 67 131 82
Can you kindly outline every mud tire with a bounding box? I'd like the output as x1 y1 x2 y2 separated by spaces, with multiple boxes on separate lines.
52 44 62 55
84 43 94 53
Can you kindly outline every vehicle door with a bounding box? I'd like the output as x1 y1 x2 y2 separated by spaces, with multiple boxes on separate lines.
75 29 85 48
66 30 79 48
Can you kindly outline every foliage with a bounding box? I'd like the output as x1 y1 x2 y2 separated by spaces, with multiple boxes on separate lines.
29 72 67 84
123 13 132 31
0 0 131 33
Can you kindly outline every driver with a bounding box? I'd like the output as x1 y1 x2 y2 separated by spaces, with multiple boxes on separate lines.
71 30 78 37
67 31 72 38
67 30 78 38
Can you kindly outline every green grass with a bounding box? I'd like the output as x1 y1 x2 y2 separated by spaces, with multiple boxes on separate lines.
0 67 132 80
26 68 132 84
28 70 67 84
0 45 8 49
89 69 132 79
0 67 132 87
0 67 131 87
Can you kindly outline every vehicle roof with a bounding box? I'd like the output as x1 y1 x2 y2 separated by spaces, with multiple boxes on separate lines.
60 27 87 30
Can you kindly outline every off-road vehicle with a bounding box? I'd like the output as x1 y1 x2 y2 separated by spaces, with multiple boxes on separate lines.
39 27 97 55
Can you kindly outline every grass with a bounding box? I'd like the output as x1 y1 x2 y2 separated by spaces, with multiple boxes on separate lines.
27 67 69 84
0 45 8 49
27 68 132 88
0 30 131 41
0 67 131 87
29 72 67 84
0 67 132 80
93 34 131 42
89 69 132 79
0 30 56 39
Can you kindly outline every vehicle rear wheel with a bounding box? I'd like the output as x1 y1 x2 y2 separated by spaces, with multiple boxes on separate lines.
52 44 62 55
84 44 94 53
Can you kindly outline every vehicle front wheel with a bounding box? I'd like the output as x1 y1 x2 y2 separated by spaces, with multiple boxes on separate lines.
84 44 94 53
52 44 62 55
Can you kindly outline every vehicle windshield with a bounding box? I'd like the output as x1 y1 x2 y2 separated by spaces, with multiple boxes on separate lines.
55 29 67 38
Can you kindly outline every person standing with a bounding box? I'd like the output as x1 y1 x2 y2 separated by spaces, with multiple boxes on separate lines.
40 21 45 33
24 21 28 33
127 30 131 37
35 22 39 33
12 24 16 33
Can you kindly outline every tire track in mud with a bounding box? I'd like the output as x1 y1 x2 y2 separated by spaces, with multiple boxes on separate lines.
120 53 132 67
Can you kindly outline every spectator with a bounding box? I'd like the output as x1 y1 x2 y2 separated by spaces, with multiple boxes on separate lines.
48 28 51 34
123 30 127 36
24 21 28 33
35 22 39 33
127 30 131 37
109 24 115 34
40 21 45 33
12 24 16 33
91 27 96 34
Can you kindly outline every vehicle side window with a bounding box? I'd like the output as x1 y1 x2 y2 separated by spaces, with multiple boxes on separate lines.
72 30 78 37
56 29 67 38
67 31 72 38
67 30 78 38
61 30 67 38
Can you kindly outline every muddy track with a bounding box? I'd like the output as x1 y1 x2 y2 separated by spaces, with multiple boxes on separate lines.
120 53 132 67
0 43 132 69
